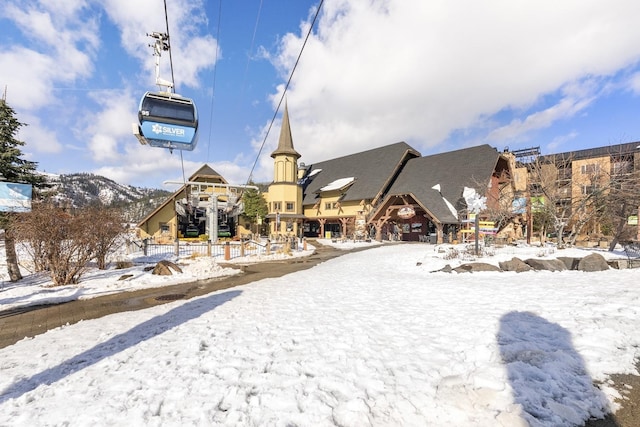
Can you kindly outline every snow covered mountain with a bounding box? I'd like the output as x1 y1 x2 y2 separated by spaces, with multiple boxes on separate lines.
41 173 171 222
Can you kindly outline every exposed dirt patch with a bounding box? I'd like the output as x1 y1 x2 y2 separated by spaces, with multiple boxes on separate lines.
586 360 640 427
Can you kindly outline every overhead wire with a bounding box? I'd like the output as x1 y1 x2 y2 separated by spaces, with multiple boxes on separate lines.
245 0 324 186
237 0 263 108
206 0 223 163
163 0 176 93
162 0 187 186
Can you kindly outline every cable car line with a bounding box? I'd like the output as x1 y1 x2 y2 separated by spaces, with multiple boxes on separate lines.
163 0 177 93
244 0 324 186
132 1 199 156
205 0 223 164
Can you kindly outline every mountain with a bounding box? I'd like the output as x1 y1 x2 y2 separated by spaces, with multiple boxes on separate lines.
41 172 172 223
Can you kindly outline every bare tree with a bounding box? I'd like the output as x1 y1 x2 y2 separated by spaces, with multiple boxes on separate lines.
87 205 127 269
15 203 96 286
596 155 640 250
526 153 607 246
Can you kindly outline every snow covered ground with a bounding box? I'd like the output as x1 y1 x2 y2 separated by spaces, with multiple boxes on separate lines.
0 241 316 311
1 240 639 426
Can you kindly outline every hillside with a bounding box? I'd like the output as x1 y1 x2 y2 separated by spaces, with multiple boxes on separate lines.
41 173 172 223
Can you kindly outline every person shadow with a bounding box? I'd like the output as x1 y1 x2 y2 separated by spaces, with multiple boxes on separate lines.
498 311 617 426
0 289 241 404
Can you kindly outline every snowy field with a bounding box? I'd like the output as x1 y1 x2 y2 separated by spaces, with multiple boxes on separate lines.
0 240 639 426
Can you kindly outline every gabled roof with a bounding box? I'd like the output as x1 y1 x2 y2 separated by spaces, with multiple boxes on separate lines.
188 164 227 184
385 144 501 223
301 142 420 205
137 164 227 228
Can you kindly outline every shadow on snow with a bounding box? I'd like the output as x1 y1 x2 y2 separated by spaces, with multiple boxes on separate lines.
0 290 241 404
498 311 615 426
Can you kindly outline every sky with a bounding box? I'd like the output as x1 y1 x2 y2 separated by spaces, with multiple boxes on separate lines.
3 1 640 190
1 240 639 426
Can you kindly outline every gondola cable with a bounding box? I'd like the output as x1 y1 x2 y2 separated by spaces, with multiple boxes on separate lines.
205 0 223 163
161 0 188 201
163 0 177 94
244 0 324 186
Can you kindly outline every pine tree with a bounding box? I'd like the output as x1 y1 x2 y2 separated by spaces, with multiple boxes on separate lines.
0 99 47 281
241 183 268 235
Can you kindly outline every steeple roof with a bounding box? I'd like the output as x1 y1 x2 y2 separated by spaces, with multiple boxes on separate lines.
271 102 301 159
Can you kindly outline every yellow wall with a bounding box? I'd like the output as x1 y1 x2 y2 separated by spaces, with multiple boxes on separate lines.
138 199 177 241
571 156 610 200
303 194 370 219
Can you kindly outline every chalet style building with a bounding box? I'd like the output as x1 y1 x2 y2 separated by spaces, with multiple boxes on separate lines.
263 106 516 244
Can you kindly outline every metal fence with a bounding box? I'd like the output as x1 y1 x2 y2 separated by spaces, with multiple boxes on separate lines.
125 238 272 261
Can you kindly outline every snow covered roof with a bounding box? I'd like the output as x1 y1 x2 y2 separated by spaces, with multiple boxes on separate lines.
318 177 355 192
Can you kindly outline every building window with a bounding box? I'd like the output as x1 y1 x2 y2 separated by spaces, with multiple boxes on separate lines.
160 223 170 234
581 164 600 175
557 166 572 181
286 202 295 212
582 185 598 195
325 202 332 210
612 160 633 175
273 201 282 212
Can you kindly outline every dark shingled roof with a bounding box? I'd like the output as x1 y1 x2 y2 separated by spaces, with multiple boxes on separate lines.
386 144 501 223
537 141 640 163
301 142 420 205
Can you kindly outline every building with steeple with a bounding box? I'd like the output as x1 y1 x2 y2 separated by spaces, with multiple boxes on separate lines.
264 103 305 237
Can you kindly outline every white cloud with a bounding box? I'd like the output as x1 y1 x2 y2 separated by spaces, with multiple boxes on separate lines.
485 94 595 143
267 0 640 164
546 131 579 153
17 113 64 154
627 72 640 94
0 1 98 111
0 48 56 110
101 0 217 89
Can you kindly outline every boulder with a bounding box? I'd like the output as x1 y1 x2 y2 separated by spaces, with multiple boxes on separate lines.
499 257 532 272
524 258 567 272
557 257 580 270
432 264 453 273
577 253 609 272
152 260 183 276
453 262 501 273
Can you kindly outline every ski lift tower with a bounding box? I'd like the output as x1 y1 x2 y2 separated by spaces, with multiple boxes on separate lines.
164 180 259 243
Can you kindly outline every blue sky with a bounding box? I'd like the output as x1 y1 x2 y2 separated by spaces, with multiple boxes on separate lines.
3 1 640 189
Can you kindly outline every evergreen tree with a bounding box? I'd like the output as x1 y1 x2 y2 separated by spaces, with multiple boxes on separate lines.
0 99 47 281
241 183 268 235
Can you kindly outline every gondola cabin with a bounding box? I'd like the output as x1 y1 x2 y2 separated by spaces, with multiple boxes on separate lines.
134 91 199 151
